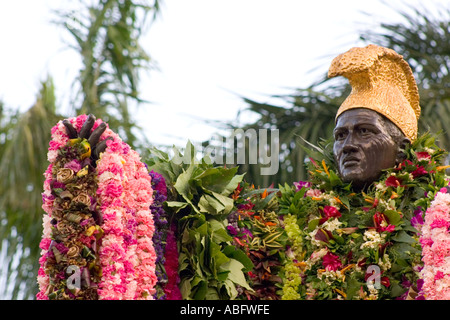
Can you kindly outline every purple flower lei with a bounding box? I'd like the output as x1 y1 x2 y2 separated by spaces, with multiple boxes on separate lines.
149 170 169 300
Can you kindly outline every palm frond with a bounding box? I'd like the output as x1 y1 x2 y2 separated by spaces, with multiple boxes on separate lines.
0 77 59 299
55 0 161 147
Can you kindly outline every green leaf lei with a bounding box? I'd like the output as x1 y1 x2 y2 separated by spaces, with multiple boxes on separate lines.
147 141 253 300
278 132 449 300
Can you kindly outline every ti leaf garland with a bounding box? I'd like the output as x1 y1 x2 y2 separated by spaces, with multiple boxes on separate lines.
147 141 252 300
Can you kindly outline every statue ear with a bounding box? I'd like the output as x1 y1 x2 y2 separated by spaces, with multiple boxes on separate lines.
396 137 411 165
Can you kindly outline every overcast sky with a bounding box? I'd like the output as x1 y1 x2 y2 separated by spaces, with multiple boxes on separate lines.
0 0 438 147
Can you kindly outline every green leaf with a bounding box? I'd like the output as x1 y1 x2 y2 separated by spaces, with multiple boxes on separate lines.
223 279 239 300
174 164 194 198
174 162 200 214
308 218 321 231
195 222 209 237
190 275 203 289
222 245 254 272
340 196 351 211
198 192 234 216
230 249 254 272
216 271 229 282
149 146 169 161
392 231 416 244
205 287 220 300
391 243 421 259
219 259 252 291
329 170 342 187
209 240 224 261
294 187 307 201
254 190 279 211
179 277 193 299
390 282 405 298
289 203 298 215
165 201 188 213
178 252 190 272
197 166 244 196
334 234 345 245
346 277 362 300
383 210 402 226
193 280 207 300
211 192 234 215
199 194 225 215
212 227 233 243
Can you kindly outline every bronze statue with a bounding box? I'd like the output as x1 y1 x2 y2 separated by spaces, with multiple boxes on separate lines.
328 44 421 189
279 45 444 301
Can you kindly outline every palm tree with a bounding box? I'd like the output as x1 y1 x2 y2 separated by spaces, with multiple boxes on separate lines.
0 77 59 299
0 0 161 299
228 2 450 187
56 0 161 148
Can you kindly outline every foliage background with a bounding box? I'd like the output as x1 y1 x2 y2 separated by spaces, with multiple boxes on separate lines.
0 1 449 299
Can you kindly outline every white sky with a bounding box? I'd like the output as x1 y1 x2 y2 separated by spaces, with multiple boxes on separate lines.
0 0 438 147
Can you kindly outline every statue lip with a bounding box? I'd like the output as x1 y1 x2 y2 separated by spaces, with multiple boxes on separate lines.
342 156 360 167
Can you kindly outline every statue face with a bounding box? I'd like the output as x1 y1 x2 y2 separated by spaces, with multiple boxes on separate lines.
333 109 399 189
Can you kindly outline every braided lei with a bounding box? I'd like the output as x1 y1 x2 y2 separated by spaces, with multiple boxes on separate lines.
37 114 157 300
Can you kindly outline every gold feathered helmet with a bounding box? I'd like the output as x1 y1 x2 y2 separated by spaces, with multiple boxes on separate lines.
328 44 421 142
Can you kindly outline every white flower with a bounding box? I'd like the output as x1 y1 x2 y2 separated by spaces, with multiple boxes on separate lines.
322 218 342 233
317 269 344 285
378 254 392 271
367 284 379 300
360 229 386 250
378 198 395 210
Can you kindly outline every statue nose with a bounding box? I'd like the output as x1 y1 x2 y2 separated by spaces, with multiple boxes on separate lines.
342 133 358 154
343 143 358 155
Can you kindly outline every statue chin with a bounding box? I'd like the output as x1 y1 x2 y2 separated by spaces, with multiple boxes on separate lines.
340 168 380 190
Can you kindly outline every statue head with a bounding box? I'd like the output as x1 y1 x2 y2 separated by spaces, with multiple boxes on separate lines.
328 44 421 189
333 108 410 189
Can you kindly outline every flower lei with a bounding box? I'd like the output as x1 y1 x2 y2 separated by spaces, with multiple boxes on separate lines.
148 169 181 300
37 114 157 300
278 133 449 300
149 170 171 299
38 123 102 300
162 223 182 300
228 184 287 300
420 190 450 299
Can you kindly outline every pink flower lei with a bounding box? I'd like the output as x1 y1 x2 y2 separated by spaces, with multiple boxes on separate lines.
420 190 450 299
37 114 157 300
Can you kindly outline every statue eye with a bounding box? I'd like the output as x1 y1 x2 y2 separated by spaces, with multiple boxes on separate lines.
335 131 347 141
359 127 372 135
